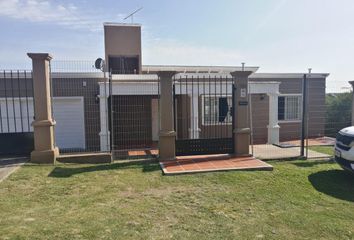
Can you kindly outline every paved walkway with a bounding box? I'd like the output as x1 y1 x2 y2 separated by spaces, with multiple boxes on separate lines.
160 154 273 175
0 156 28 182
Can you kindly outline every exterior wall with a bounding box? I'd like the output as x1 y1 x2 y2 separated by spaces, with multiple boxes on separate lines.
51 78 101 151
250 94 269 144
176 95 190 139
250 77 326 143
104 24 142 73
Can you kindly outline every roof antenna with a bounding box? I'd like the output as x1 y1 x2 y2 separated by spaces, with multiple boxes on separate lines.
123 7 143 23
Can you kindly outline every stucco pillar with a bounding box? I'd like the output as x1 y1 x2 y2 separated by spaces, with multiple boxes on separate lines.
28 53 59 164
267 92 280 144
231 71 253 156
158 71 177 161
349 81 354 126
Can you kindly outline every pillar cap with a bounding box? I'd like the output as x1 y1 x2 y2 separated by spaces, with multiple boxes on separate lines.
157 71 177 78
230 71 253 78
27 53 53 61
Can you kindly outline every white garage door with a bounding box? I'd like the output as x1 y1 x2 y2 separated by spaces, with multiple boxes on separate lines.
53 97 85 150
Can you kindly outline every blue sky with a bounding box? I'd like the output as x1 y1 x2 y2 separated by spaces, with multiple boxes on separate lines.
0 0 354 92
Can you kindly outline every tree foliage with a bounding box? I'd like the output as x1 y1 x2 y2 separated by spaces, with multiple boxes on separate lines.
325 92 352 136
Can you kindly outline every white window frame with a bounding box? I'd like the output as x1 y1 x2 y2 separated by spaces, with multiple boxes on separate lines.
278 94 302 122
201 95 233 126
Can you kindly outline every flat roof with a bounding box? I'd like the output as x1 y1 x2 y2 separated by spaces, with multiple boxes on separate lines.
103 22 141 27
250 73 329 79
142 65 259 74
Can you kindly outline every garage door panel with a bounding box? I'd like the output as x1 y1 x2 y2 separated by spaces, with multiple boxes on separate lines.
53 97 85 150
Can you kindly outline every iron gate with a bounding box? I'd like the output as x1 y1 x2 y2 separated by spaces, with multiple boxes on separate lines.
173 75 235 156
0 70 34 156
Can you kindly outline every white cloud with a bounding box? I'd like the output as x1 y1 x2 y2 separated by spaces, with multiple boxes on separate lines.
143 38 245 66
0 0 123 31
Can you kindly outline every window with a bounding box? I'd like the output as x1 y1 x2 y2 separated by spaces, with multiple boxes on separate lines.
108 56 139 74
203 96 232 125
278 95 302 121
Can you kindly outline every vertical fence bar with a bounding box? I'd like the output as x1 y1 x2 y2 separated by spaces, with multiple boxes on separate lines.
191 75 194 139
10 70 17 132
24 70 30 132
300 74 308 158
31 70 35 122
203 75 205 135
49 62 56 149
232 82 236 153
173 79 176 134
3 71 9 132
109 70 114 155
0 73 2 133
214 76 217 138
197 76 200 139
185 75 188 139
104 72 110 152
17 70 24 132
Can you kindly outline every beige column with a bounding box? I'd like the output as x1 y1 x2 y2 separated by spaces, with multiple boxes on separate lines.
158 71 177 161
231 71 253 156
28 53 59 164
349 81 354 126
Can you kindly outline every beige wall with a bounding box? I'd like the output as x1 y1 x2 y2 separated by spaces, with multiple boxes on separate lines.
104 24 142 73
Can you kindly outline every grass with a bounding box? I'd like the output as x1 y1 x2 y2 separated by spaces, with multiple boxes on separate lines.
1 159 354 240
309 145 334 156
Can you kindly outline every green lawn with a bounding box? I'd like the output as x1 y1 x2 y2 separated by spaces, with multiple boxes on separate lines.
308 145 334 156
1 159 354 240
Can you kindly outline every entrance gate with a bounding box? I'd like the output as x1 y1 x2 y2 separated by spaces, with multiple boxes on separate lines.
173 75 235 156
0 70 34 156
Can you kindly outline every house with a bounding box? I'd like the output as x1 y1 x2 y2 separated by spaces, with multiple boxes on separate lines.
0 23 328 156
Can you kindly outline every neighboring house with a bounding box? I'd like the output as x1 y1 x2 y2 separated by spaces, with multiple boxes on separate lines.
0 23 328 154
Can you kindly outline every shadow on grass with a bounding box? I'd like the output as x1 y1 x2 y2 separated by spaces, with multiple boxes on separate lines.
308 169 354 202
48 160 161 178
292 159 334 168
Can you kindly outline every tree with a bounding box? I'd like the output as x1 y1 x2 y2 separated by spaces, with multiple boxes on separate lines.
325 92 352 137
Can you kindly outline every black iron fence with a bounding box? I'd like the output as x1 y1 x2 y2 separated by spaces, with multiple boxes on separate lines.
0 70 34 155
173 75 235 155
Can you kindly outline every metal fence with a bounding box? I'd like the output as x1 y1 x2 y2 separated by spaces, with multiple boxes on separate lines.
173 75 235 155
249 74 343 160
0 70 34 156
50 61 107 154
109 74 159 159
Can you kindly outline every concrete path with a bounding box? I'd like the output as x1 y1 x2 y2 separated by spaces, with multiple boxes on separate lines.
252 144 331 160
0 156 28 182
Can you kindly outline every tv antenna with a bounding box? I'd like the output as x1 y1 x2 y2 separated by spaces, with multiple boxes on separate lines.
124 7 143 23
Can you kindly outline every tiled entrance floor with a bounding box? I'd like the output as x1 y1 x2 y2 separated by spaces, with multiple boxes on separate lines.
160 154 273 175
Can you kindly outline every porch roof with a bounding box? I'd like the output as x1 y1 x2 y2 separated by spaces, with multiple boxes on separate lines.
141 65 259 74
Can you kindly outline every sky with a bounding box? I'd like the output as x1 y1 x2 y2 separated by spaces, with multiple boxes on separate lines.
0 0 354 92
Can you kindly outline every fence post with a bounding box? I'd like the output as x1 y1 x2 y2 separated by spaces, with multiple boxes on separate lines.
231 70 253 156
300 74 308 158
158 71 177 161
349 81 354 126
28 53 59 164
